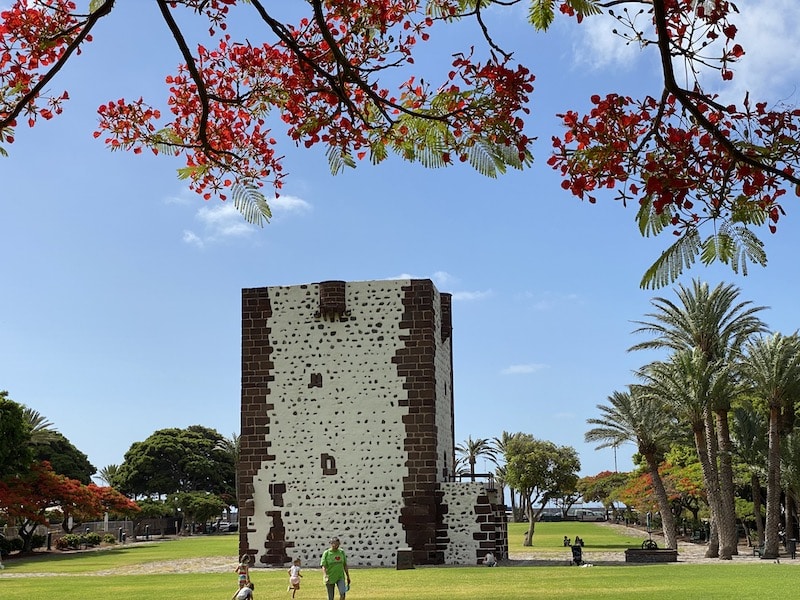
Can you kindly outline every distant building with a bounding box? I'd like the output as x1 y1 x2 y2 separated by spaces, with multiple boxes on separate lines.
238 279 506 567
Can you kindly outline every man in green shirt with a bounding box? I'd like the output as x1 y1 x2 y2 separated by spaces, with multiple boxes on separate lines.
320 537 351 600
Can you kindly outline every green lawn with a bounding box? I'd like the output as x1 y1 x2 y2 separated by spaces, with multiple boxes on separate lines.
507 520 650 554
0 525 795 600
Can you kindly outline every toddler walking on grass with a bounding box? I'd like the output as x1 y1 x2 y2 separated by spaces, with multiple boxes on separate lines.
288 558 303 597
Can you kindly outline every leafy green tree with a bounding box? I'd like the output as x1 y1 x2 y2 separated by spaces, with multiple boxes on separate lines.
585 388 679 549
33 432 96 485
455 436 497 481
630 279 767 559
503 434 580 546
0 391 32 479
115 425 235 499
740 333 800 559
169 491 227 536
215 432 240 518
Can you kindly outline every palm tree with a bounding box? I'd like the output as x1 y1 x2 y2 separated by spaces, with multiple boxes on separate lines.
585 388 679 550
781 430 800 543
740 333 800 558
730 402 768 547
630 279 767 558
22 406 60 446
97 464 120 486
455 436 497 482
492 431 521 519
637 352 738 558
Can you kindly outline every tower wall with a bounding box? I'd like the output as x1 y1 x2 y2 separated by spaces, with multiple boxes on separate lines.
239 279 500 567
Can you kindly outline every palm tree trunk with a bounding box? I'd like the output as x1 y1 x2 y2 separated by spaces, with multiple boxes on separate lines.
763 404 782 558
715 408 739 557
694 418 721 558
645 453 678 549
751 472 765 546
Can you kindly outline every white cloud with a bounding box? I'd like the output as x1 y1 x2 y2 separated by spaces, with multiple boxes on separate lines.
706 0 800 103
571 13 643 71
522 291 580 311
452 289 493 302
197 203 254 236
181 203 254 246
432 271 457 288
383 273 489 301
271 194 312 215
182 230 203 248
553 411 576 420
501 363 549 375
572 1 800 106
171 188 312 246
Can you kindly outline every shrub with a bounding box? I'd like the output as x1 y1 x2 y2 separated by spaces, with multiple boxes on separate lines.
30 534 47 550
103 534 117 544
84 532 102 547
57 534 84 550
54 537 71 550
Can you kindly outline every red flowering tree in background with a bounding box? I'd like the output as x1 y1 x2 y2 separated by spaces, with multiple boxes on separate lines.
0 462 139 553
2 1 799 286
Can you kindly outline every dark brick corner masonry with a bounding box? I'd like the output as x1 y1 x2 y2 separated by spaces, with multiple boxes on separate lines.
239 286 292 566
396 280 445 565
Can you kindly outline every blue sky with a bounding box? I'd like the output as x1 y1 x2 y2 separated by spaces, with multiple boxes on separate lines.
2 1 800 482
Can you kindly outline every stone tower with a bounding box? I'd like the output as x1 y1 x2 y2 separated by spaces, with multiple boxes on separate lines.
238 279 506 567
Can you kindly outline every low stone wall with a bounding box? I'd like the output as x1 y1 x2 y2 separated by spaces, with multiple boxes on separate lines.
624 548 678 563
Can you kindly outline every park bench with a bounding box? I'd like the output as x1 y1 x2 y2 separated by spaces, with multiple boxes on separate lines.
690 530 706 542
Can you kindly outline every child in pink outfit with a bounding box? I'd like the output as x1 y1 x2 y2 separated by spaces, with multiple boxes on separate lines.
287 558 303 597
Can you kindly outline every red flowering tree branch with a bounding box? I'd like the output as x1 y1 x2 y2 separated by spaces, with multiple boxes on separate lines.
3 1 799 286
546 0 800 287
2 0 535 225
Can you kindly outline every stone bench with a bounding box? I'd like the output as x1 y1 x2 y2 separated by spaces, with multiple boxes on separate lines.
624 548 679 563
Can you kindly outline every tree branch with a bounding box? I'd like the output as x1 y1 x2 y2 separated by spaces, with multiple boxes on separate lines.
0 0 116 131
652 0 800 187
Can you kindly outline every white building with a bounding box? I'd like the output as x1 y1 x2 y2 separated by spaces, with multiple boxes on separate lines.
238 279 506 567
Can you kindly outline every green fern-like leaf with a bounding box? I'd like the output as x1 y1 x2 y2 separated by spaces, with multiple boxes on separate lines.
151 128 183 156
639 229 701 289
177 164 209 180
567 0 603 18
426 0 491 19
325 146 356 175
369 137 388 164
529 0 602 30
231 183 271 226
729 194 768 226
467 139 500 177
635 195 672 238
529 0 556 31
699 222 766 276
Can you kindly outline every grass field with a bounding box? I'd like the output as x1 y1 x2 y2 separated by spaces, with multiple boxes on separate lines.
0 524 793 600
